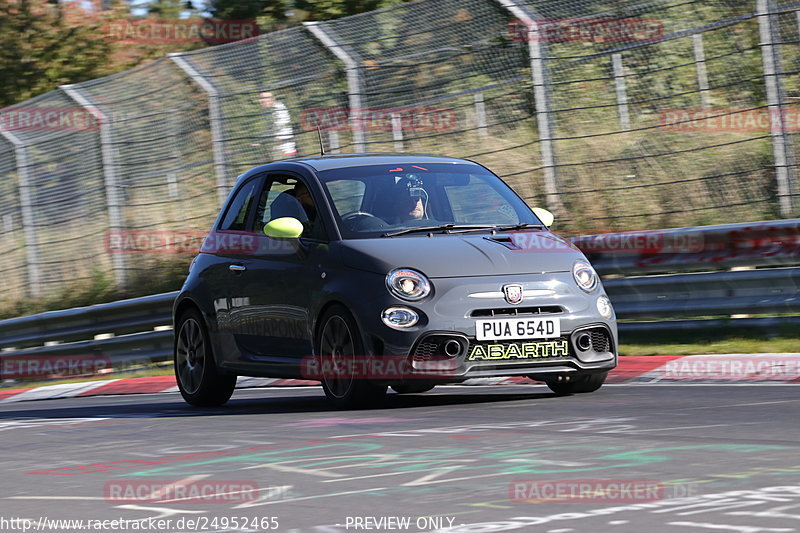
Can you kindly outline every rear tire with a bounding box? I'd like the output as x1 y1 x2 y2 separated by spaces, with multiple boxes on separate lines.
546 372 607 395
317 305 387 409
174 308 236 406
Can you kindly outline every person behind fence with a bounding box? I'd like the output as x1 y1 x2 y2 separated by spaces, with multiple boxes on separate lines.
258 91 297 158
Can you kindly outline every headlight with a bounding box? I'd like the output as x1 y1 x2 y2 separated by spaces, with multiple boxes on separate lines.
596 295 614 319
573 260 598 293
386 268 431 301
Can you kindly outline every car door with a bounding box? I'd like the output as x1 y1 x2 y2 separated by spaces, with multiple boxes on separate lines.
205 175 264 364
226 172 330 371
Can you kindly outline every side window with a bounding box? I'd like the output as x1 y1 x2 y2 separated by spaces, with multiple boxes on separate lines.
255 176 326 240
219 179 259 231
327 179 366 215
255 178 296 228
445 175 519 225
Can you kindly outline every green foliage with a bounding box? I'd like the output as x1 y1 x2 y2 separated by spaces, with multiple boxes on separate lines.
207 0 276 20
207 0 410 30
145 0 196 18
293 0 409 20
0 260 190 320
0 0 115 108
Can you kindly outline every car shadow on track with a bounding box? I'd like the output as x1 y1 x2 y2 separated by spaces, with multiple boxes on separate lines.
0 386 573 420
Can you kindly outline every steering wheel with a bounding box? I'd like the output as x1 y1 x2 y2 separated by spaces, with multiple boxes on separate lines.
341 211 381 222
341 211 387 230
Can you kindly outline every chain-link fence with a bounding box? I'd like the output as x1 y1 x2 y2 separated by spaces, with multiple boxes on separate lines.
0 0 798 303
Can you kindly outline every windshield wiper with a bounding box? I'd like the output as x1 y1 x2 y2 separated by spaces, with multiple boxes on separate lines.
381 223 545 238
381 224 496 237
493 223 545 231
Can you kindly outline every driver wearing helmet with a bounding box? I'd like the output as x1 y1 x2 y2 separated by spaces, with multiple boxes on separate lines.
392 175 428 222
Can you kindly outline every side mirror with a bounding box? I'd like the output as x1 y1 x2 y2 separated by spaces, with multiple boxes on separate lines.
264 217 303 238
532 207 554 228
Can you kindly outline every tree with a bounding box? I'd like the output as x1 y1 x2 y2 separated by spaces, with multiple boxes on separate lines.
0 0 115 107
207 0 409 31
293 0 408 20
207 0 275 20
146 0 199 19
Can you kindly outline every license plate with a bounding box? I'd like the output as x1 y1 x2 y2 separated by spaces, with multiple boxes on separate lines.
475 317 560 341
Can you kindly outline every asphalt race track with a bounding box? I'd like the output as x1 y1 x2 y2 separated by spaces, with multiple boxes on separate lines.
1 384 799 533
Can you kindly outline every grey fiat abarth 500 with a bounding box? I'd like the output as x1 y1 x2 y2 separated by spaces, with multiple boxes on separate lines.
173 154 617 408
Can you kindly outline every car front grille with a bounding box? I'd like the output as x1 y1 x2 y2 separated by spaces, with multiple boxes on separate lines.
470 306 564 318
413 340 439 361
589 328 611 353
412 335 575 364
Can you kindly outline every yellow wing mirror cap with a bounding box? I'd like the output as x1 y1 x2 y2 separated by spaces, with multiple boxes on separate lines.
264 217 303 238
532 207 554 227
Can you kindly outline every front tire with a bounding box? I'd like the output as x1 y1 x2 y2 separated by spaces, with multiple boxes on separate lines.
317 305 387 409
546 372 607 395
174 309 236 406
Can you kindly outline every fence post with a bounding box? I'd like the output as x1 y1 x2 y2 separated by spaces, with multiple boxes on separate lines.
0 130 41 297
166 111 182 198
60 84 128 289
304 21 367 153
692 34 711 109
494 0 564 215
328 130 340 153
757 0 796 217
612 53 631 131
391 112 404 151
474 92 488 139
169 53 230 207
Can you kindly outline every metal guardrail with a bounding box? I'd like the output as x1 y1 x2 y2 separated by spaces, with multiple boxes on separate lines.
1 219 798 377
0 292 176 350
0 292 177 375
606 267 800 318
576 218 800 275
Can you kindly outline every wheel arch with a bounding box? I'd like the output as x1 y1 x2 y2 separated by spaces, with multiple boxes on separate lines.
174 296 203 326
173 295 222 365
312 298 375 356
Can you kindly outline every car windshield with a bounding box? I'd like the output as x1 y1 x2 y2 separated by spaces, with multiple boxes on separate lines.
317 162 542 239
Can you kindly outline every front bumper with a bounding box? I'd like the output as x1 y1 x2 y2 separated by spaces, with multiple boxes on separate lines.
400 322 616 382
343 271 617 384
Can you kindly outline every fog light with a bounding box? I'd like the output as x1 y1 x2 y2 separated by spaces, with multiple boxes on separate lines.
596 295 614 319
381 307 419 329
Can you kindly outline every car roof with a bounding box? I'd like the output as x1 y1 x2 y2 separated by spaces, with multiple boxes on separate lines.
234 153 484 186
291 153 480 172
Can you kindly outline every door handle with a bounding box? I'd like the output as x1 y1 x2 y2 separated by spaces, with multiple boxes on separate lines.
229 264 246 272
